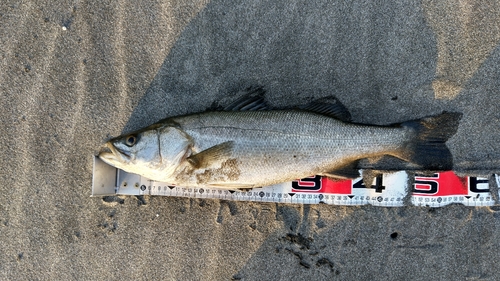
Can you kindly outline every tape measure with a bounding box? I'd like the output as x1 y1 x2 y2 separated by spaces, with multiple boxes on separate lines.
92 156 497 207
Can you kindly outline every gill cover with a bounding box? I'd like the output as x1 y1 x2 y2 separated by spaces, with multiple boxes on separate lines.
157 126 194 177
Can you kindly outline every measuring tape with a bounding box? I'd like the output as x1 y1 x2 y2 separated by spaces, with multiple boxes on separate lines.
92 156 498 207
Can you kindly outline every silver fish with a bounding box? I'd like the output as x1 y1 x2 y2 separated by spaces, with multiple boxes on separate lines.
98 88 461 189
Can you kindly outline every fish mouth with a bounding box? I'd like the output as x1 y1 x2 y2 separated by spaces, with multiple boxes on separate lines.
113 145 131 158
99 146 112 155
98 142 130 162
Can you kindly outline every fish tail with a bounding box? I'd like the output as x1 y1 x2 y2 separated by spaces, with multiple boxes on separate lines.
397 112 462 170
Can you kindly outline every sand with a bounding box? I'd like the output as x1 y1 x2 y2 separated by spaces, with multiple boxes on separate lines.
1 0 500 279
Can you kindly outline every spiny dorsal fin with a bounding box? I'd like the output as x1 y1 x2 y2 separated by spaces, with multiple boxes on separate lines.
223 86 271 111
299 96 351 122
187 141 234 168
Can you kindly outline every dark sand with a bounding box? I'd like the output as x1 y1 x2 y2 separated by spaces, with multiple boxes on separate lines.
1 0 500 280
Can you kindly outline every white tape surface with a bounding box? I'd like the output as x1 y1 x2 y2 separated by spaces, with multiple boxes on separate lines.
92 157 497 207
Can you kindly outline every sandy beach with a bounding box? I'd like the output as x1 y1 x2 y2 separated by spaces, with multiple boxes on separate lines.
1 0 500 279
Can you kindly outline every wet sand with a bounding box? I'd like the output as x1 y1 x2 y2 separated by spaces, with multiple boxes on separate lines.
1 0 500 279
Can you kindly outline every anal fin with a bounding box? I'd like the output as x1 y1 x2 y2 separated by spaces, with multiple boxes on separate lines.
207 183 256 190
321 161 361 179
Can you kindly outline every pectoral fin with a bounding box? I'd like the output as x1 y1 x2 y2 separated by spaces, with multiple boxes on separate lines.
187 141 234 168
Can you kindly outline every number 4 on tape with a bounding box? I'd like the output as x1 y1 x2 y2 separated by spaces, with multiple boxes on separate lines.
290 172 407 207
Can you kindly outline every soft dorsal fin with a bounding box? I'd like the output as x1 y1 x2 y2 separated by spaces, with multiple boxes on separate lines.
299 96 351 122
223 86 272 111
187 141 234 168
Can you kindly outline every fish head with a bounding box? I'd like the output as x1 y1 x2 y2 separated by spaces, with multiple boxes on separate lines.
98 124 193 182
98 129 162 176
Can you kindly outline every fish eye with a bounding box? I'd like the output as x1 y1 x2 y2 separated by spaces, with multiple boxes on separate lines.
125 135 137 147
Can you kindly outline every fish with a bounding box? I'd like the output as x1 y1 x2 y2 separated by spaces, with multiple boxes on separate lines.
98 87 462 190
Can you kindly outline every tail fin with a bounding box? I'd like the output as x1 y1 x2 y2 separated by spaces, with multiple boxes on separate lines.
397 112 462 170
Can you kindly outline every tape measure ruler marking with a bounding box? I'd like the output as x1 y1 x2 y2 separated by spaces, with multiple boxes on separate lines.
92 156 498 207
